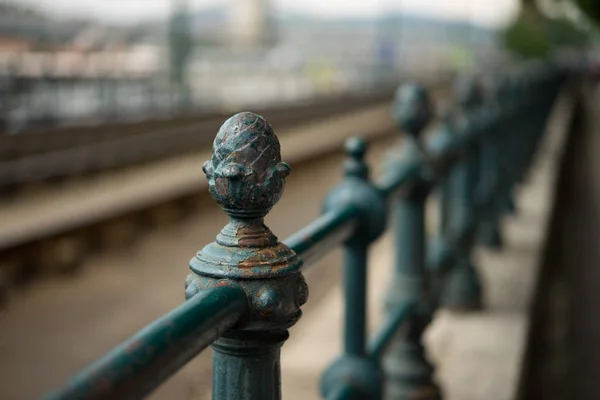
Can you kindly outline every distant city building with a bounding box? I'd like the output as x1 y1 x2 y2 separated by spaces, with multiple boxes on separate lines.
0 0 510 129
228 0 275 49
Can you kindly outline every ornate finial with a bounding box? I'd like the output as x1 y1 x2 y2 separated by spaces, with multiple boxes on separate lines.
324 136 386 244
202 112 290 219
425 99 455 158
187 111 307 332
344 137 368 179
391 83 432 139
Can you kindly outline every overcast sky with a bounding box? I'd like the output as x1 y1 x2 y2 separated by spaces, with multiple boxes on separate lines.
15 0 520 28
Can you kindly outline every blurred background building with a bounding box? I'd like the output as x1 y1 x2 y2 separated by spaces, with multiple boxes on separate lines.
0 0 516 134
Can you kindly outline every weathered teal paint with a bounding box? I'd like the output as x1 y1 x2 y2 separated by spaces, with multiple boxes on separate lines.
502 78 522 216
343 242 368 355
383 83 441 400
440 76 484 311
325 384 361 400
284 205 359 267
476 78 504 250
185 112 308 400
211 331 288 400
426 106 459 297
376 159 423 199
368 301 415 362
45 284 247 400
320 137 386 400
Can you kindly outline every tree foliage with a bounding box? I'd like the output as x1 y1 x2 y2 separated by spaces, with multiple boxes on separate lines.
574 0 600 23
502 6 590 59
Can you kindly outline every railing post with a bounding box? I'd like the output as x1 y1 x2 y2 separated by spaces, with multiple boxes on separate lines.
383 83 440 400
489 79 516 221
320 137 387 399
184 112 309 400
440 77 483 311
426 103 456 293
476 78 504 250
432 101 455 237
501 78 522 215
518 76 539 183
510 78 531 190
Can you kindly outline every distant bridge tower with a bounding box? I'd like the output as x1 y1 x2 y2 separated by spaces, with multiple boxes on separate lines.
229 0 275 50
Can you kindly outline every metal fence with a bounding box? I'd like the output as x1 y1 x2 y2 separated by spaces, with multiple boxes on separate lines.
44 62 566 400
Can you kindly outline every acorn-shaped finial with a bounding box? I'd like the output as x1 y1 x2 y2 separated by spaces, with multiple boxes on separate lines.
202 112 290 219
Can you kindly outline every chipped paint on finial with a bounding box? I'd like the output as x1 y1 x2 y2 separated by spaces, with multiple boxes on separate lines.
203 111 291 219
188 111 307 332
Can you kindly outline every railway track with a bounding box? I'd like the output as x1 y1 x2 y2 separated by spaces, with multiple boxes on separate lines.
0 91 392 160
0 91 395 192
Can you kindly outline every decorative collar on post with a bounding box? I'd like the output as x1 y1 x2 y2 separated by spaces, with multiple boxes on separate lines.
324 137 386 245
453 75 484 138
392 83 432 140
386 82 433 187
344 137 369 180
186 111 308 333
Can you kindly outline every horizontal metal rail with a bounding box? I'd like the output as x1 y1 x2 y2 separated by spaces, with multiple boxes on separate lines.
367 301 416 362
285 205 360 267
44 62 570 400
45 284 247 400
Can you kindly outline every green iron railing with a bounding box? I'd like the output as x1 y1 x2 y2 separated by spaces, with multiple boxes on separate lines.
45 62 566 400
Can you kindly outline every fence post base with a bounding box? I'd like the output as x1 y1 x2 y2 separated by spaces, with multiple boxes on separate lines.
478 221 503 250
383 310 441 400
212 331 288 400
321 355 383 399
440 257 482 311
